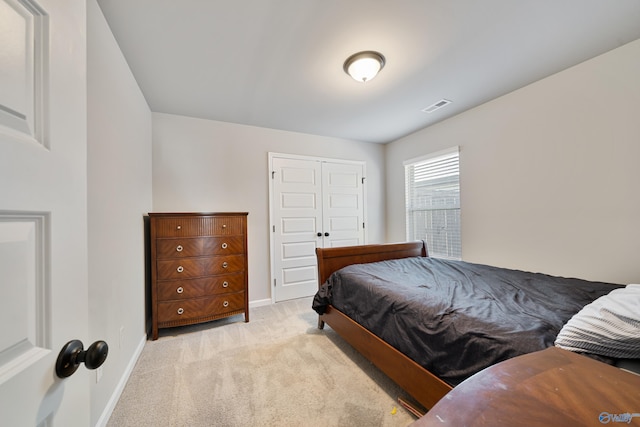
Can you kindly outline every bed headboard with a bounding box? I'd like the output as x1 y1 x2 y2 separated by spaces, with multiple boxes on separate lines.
315 241 428 286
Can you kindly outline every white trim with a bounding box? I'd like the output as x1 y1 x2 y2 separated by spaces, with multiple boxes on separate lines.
94 334 146 427
269 152 365 165
249 298 272 309
403 146 459 166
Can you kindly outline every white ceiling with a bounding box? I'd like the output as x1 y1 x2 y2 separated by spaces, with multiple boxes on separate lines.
96 1 640 144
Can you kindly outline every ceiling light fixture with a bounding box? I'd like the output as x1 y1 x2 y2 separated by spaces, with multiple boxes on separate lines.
343 51 386 83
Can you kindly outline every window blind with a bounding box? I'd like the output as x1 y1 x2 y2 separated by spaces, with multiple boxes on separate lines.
404 147 461 259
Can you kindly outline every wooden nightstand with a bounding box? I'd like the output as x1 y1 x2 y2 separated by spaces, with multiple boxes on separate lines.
411 347 640 426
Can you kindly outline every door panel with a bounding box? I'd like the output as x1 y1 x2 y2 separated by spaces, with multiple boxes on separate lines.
270 155 365 302
271 157 322 302
0 0 89 425
322 162 365 248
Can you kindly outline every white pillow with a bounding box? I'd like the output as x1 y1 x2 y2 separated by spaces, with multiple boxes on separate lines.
555 284 640 359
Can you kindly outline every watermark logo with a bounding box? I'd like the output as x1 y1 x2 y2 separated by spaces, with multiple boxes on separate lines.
599 412 640 424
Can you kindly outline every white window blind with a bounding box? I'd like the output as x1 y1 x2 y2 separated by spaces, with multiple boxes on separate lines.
404 147 461 260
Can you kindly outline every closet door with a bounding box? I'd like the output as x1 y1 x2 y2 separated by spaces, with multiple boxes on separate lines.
270 155 365 302
321 161 365 248
271 157 323 302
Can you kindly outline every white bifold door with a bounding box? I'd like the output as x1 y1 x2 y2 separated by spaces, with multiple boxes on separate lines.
270 154 366 302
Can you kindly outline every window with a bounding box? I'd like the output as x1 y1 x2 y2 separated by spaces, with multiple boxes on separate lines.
404 147 461 259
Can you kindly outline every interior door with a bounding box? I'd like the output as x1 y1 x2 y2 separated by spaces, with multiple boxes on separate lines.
270 155 365 302
271 157 323 302
321 161 365 248
0 0 90 426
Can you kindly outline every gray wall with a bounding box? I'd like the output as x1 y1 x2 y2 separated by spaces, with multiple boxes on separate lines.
152 113 386 303
87 1 153 425
385 39 640 285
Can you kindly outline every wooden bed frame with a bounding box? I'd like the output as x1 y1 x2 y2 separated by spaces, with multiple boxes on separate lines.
315 241 453 411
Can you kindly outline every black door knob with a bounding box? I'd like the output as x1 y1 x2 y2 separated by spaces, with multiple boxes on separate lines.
317 232 322 237
56 339 109 378
324 232 330 237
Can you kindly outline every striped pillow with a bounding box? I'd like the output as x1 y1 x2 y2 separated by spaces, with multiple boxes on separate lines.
555 284 640 359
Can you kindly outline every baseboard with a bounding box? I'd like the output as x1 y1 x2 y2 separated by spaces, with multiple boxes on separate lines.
94 334 146 427
249 298 272 308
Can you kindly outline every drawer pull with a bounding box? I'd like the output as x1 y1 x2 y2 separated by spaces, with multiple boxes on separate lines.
176 245 183 252
221 242 228 249
177 266 184 273
223 301 229 308
177 308 184 315
222 224 227 229
176 286 184 294
176 225 182 230
222 262 228 269
222 281 229 288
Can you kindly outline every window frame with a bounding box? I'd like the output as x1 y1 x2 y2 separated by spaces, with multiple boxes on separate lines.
404 146 461 260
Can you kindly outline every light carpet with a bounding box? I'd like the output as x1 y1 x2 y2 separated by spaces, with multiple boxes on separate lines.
107 297 417 426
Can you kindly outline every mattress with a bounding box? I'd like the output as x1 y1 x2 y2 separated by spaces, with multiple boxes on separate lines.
312 256 621 385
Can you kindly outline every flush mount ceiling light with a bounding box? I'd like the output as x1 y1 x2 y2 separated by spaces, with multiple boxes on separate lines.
343 51 385 83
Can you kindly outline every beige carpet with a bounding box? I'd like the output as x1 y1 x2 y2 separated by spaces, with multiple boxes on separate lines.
107 297 417 426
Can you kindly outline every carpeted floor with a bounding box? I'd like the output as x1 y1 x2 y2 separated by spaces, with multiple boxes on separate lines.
107 297 417 426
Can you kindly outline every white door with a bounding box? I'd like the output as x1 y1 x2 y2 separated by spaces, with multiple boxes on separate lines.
270 154 365 302
0 0 90 426
321 161 365 248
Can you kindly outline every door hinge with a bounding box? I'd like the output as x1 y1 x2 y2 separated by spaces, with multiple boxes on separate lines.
272 171 275 179
273 279 276 287
361 177 366 184
363 222 365 229
272 225 275 232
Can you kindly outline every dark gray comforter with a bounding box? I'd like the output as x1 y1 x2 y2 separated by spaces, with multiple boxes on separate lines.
312 256 620 386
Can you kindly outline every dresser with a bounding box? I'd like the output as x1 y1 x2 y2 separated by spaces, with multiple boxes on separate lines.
148 212 249 340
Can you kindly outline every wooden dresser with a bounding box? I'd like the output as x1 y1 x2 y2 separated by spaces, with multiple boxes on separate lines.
148 212 249 340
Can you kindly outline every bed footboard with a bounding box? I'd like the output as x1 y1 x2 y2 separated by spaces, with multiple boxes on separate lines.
315 241 452 410
320 306 452 410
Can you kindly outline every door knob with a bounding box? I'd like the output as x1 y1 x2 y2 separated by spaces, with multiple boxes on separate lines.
55 339 109 378
317 232 322 237
324 232 330 237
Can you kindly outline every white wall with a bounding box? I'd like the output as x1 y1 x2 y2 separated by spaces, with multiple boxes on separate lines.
87 1 153 425
386 39 640 285
152 113 386 302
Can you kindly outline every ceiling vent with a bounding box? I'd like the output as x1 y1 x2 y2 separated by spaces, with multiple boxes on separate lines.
421 99 452 113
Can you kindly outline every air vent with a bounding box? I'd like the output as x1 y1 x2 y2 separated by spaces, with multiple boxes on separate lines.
421 99 452 113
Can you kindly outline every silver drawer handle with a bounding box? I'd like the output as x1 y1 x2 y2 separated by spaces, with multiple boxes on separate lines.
176 225 182 230
176 245 183 252
222 262 228 268
176 286 184 294
177 308 184 315
221 242 228 249
177 266 184 273
222 281 229 288
223 301 229 308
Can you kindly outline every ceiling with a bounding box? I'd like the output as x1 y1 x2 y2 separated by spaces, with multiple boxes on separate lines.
96 1 640 144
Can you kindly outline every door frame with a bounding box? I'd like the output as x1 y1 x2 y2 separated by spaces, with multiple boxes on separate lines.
268 152 367 304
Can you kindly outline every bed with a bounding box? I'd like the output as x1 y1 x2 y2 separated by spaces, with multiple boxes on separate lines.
312 241 636 411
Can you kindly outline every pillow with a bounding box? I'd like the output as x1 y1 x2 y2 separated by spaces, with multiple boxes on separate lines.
555 284 640 359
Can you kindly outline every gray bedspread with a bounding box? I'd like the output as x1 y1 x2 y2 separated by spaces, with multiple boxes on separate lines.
312 256 621 386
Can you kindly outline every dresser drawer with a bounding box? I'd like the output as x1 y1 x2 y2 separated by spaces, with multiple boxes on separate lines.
155 236 244 259
156 273 245 301
156 255 245 280
152 216 245 238
157 293 245 323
